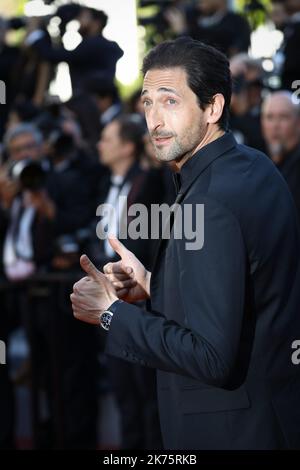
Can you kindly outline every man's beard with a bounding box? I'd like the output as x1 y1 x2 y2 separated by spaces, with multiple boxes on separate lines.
267 140 288 165
153 135 186 163
151 122 206 163
268 141 285 157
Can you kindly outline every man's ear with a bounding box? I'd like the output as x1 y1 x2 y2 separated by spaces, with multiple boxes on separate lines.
207 94 225 125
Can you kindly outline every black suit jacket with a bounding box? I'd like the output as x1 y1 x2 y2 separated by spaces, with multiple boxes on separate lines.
105 132 300 449
276 144 300 221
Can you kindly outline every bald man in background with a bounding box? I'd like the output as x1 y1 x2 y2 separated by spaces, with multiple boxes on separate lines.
262 91 300 218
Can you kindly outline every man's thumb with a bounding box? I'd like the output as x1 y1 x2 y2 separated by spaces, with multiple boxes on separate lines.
80 254 100 279
108 236 128 259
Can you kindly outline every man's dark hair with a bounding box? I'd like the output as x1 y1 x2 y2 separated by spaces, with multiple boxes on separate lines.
115 115 146 159
142 37 232 130
82 7 108 30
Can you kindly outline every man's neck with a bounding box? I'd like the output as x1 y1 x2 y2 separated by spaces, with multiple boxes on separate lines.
111 158 135 178
174 127 225 172
88 27 102 37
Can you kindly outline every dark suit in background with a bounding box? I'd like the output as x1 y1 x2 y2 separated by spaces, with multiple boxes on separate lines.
105 132 300 449
275 144 300 220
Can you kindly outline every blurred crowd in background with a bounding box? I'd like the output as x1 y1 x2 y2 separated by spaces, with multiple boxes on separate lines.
0 0 300 450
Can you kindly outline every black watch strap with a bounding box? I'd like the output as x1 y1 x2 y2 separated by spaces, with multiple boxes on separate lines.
108 299 124 313
99 300 123 331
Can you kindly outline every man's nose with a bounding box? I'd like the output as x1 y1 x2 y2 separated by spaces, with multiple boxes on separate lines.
19 150 31 161
147 105 164 133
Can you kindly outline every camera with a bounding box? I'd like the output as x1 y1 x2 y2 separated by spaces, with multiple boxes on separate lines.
138 0 173 29
10 159 47 191
139 0 173 8
6 17 27 30
5 3 81 37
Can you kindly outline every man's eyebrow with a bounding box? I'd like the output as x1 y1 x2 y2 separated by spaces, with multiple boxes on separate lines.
141 87 181 97
158 87 180 96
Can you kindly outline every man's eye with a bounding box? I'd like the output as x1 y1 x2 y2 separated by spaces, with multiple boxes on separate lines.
143 100 151 107
167 98 177 105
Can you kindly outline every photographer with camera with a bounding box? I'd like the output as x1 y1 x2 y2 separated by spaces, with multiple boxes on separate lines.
0 14 53 124
0 120 100 448
26 6 123 94
163 0 251 57
0 119 99 275
0 123 53 280
0 123 48 449
12 16 53 108
229 53 266 152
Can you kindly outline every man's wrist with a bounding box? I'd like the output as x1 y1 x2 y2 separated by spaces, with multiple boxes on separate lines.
99 299 123 331
107 299 124 314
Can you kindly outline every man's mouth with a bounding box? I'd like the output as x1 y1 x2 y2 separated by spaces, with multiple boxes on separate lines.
153 136 173 146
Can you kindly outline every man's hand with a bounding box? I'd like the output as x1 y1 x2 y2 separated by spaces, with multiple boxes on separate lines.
103 237 151 303
71 254 118 325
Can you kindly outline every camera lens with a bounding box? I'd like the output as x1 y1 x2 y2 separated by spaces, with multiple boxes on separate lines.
11 159 46 191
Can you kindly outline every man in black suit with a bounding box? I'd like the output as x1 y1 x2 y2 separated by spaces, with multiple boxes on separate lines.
71 38 300 449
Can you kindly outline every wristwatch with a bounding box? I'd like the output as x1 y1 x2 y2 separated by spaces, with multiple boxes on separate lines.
99 310 113 331
99 300 123 331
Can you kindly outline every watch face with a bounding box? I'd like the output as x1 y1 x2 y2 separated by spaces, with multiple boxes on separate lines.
100 311 113 331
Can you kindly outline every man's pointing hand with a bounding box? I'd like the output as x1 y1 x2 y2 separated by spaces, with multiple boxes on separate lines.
103 236 151 303
71 254 118 325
